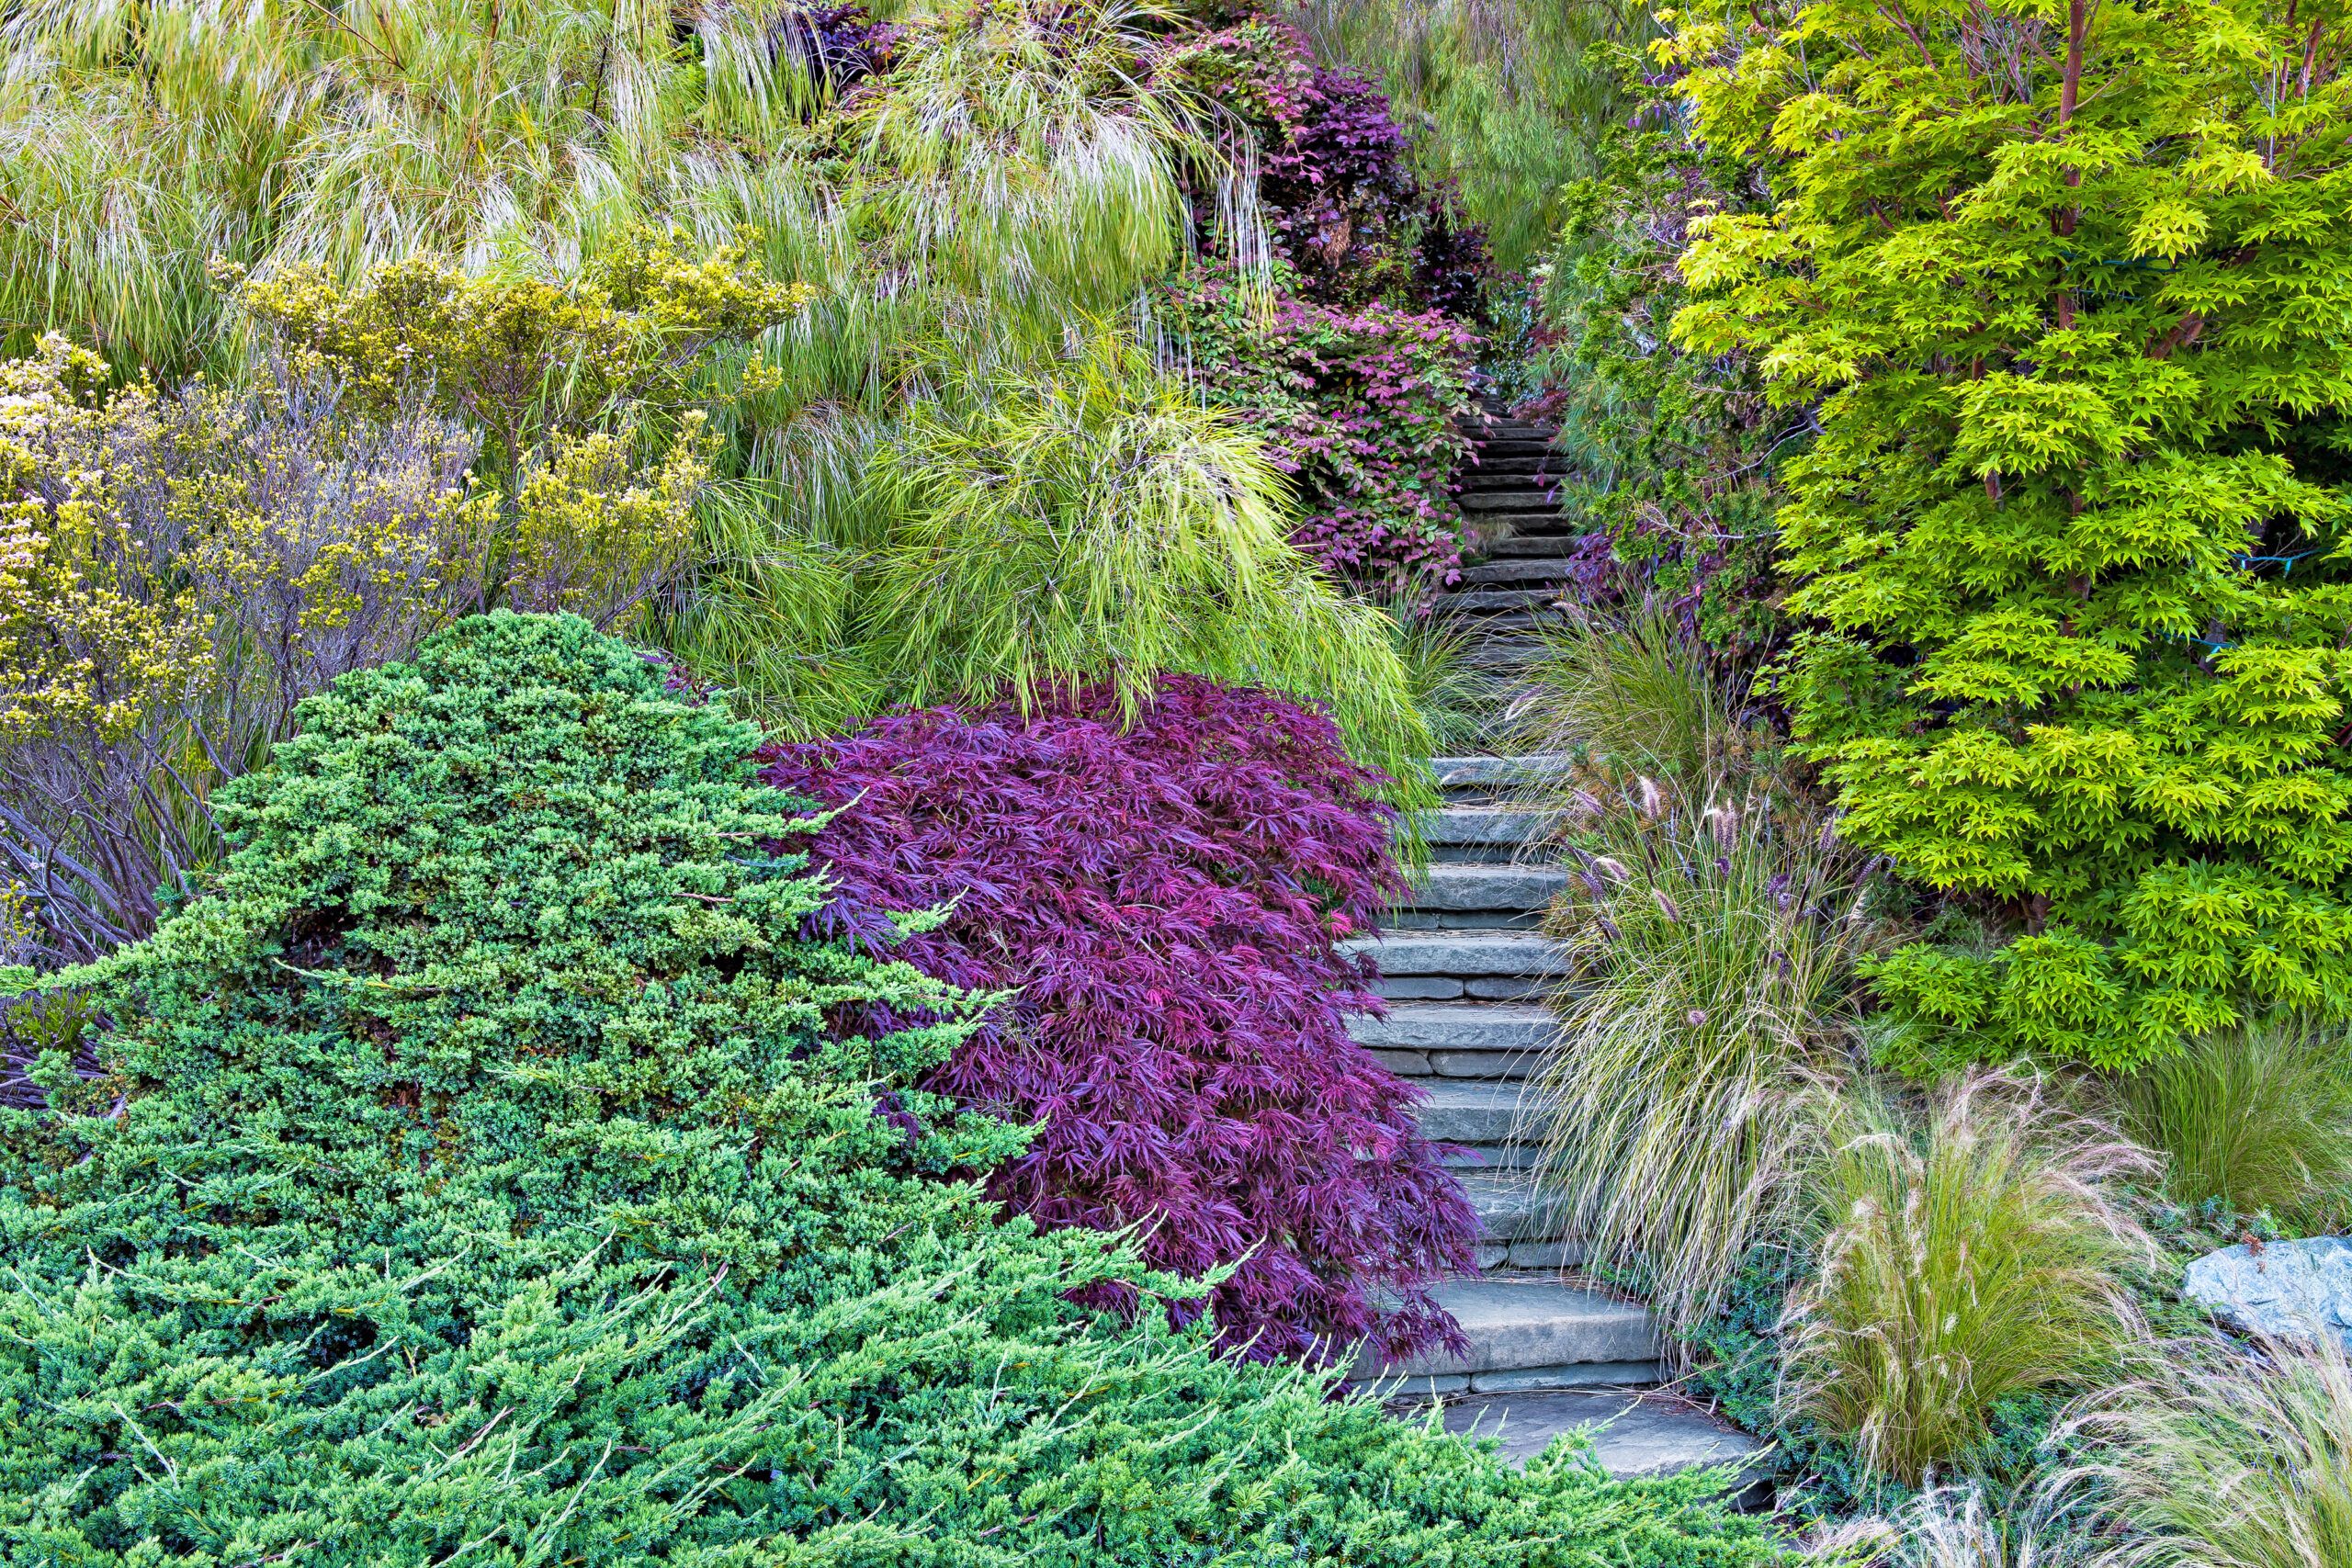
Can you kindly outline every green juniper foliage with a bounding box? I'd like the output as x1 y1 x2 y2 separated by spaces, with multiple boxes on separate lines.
0 612 1780 1566
1671 0 2352 1069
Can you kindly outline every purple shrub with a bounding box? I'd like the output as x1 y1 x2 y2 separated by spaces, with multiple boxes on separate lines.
757 675 1477 1364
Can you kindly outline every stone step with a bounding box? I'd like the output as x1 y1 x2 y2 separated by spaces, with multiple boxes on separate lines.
1411 1078 1544 1145
1457 558 1579 585
1399 863 1567 916
1435 588 1569 616
1462 1169 1578 1244
1448 474 1561 493
1430 755 1579 796
1419 805 1552 852
1359 1275 1657 1388
1457 490 1563 514
1483 533 1589 558
1457 456 1567 477
1436 1390 1764 1487
1351 1000 1562 1078
1468 440 1558 458
1344 931 1570 1002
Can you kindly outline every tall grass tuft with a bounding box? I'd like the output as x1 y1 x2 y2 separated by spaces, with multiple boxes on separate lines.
1848 1483 2079 1568
1508 603 1752 790
1783 1070 2154 1487
2116 1017 2352 1229
1530 779 1881 1339
2052 1335 2352 1568
1385 606 1498 756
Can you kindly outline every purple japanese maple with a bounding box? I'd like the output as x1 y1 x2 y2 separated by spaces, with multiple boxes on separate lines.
757 676 1476 1363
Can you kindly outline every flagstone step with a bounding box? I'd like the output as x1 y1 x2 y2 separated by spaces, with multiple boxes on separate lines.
1345 931 1571 1000
1359 1276 1657 1386
1419 805 1552 861
1430 755 1578 795
1456 456 1566 476
1436 1390 1765 1488
1458 558 1580 585
1411 1078 1543 1145
1351 1001 1561 1078
1397 863 1567 922
1483 533 1588 558
1457 490 1564 514
1460 1169 1580 1244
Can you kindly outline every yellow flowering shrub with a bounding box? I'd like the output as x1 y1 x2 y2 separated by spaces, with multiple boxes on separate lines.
508 417 711 631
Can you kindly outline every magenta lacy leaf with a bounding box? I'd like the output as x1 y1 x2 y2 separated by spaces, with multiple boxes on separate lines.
758 675 1477 1364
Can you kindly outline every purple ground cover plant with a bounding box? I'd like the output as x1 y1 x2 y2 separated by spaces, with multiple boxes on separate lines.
757 675 1477 1363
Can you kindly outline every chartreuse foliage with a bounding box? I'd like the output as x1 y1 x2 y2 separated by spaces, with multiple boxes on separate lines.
0 612 1781 1565
1671 0 2352 1068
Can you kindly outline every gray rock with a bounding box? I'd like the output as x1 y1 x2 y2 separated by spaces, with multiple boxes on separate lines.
1459 1170 1577 1242
1350 1002 1559 1051
1399 863 1570 913
1430 754 1581 789
2183 1235 2352 1349
1374 976 1464 1000
1410 1079 1543 1144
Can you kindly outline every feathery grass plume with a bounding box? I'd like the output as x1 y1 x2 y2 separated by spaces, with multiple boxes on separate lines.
854 334 1436 804
1784 1070 2155 1487
2051 1335 2352 1568
2115 1017 2352 1230
1531 777 1883 1341
1847 1483 2082 1568
1508 602 1756 790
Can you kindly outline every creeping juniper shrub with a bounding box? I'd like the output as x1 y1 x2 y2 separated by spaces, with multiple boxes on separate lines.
761 675 1480 1364
0 612 1784 1566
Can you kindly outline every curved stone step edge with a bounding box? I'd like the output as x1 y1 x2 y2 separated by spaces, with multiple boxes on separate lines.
1360 1275 1658 1380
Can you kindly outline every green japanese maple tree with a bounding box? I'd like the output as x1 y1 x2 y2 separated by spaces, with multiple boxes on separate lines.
1669 0 2352 1067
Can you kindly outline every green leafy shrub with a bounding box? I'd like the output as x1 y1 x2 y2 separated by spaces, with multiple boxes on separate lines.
1783 1073 2154 1487
1670 0 2352 1069
1523 90 1793 658
2116 1017 2352 1229
0 610 1786 1565
2053 1334 2352 1568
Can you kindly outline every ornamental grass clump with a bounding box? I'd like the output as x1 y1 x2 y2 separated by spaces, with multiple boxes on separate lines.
760 673 1479 1361
0 611 1786 1565
1783 1071 2155 1487
2116 1016 2352 1229
2052 1335 2352 1568
1532 777 1881 1341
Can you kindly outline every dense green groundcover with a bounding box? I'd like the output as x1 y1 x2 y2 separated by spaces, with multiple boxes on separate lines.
0 613 1779 1566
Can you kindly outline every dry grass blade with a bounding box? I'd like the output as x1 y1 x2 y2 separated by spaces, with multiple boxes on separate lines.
1783 1069 2155 1487
1528 775 1881 1343
2050 1334 2352 1568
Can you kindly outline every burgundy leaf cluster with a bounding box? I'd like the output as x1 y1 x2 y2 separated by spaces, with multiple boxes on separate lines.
1153 18 1494 315
1160 268 1476 599
757 676 1477 1364
771 4 896 96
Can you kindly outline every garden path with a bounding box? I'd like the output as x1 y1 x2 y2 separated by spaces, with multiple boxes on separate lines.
1341 410 1762 1493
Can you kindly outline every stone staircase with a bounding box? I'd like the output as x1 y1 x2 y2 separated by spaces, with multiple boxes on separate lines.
1337 407 1761 1491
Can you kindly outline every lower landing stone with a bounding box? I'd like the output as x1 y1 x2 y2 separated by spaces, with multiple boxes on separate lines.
1436 1389 1763 1490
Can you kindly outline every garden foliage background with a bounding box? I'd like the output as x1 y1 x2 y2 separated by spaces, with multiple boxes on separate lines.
10 0 2352 1556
